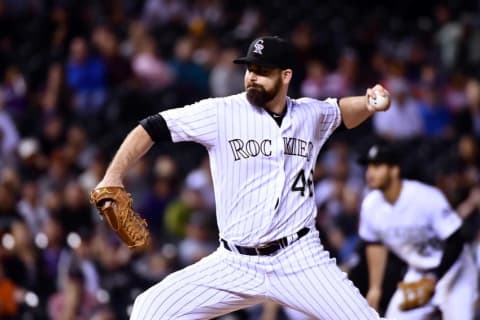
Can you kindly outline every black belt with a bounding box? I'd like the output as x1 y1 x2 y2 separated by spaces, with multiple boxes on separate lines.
221 227 309 256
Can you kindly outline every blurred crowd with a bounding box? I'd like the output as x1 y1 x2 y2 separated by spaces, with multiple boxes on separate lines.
0 0 479 319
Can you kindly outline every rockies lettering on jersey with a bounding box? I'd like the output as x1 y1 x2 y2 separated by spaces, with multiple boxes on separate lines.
283 137 314 160
228 138 272 160
228 137 314 161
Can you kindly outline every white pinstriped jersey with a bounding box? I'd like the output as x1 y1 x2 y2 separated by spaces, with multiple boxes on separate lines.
359 180 462 270
161 93 341 246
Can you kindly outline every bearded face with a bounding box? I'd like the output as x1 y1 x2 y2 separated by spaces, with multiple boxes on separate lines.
244 66 283 108
246 77 282 108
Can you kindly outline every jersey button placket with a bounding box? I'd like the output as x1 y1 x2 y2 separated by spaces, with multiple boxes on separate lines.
273 131 286 212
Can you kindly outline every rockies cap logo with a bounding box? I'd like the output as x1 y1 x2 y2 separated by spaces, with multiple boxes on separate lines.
253 39 264 54
368 145 378 159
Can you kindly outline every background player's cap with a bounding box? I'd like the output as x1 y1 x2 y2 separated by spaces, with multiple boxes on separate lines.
357 144 401 165
233 36 295 69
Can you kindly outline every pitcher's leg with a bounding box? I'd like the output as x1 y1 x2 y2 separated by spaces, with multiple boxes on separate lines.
270 260 380 320
130 249 265 320
268 230 381 320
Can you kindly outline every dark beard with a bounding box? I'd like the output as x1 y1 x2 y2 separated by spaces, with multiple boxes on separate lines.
246 86 273 108
246 79 281 108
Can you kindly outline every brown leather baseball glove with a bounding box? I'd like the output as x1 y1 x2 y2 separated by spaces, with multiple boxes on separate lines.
90 186 150 250
398 277 436 311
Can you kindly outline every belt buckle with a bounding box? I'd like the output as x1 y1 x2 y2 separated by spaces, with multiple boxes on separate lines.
254 243 271 255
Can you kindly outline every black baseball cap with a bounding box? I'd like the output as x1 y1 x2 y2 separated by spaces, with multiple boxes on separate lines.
357 144 401 165
233 36 295 70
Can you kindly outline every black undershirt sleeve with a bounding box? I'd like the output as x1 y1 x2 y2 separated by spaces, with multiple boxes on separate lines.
139 113 173 143
431 228 465 279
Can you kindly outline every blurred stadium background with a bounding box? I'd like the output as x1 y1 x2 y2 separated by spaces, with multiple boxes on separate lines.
0 0 479 319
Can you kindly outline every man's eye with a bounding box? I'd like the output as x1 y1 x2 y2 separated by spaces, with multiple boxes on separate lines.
257 69 269 75
247 66 271 75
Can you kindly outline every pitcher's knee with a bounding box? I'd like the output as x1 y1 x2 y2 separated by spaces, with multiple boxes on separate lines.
130 286 183 319
130 291 148 319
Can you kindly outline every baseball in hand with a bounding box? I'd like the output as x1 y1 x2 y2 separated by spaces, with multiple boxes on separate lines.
368 91 390 111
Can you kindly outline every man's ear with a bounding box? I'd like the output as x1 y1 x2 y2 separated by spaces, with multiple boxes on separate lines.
282 69 292 84
391 165 401 178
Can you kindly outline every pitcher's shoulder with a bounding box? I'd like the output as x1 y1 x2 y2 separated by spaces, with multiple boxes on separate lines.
362 190 385 208
293 97 339 108
210 92 247 107
404 180 443 198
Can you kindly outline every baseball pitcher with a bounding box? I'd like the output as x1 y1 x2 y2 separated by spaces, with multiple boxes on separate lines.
91 36 392 319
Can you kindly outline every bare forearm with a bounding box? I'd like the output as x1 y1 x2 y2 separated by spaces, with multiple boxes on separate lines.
339 84 390 128
339 96 373 129
366 244 388 290
102 125 154 185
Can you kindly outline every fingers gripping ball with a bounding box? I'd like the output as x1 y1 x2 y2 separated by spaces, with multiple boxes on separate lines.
89 187 151 250
368 90 390 111
398 277 436 311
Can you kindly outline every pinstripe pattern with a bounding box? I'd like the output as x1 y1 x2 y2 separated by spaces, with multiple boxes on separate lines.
130 231 381 319
130 94 384 319
161 94 341 246
130 248 267 319
267 230 379 320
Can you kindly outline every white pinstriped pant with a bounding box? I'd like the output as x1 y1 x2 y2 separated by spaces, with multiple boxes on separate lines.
130 229 382 319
